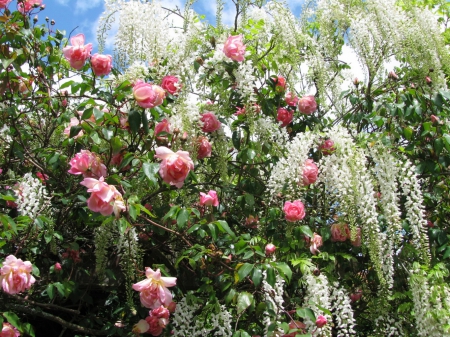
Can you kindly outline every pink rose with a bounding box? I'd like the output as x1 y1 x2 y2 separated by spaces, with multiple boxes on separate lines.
388 71 399 80
200 112 221 133
68 150 107 178
1 323 20 337
132 267 177 309
155 119 170 136
330 223 348 242
145 305 170 336
265 243 276 255
197 137 212 159
64 117 83 139
63 34 92 70
310 233 323 255
54 262 62 272
133 80 165 109
80 177 125 217
283 200 306 222
155 147 194 188
275 76 286 93
90 53 112 76
350 290 362 302
0 255 35 295
298 95 317 115
319 139 335 156
315 315 327 328
285 92 299 106
0 0 12 9
199 190 219 207
167 301 177 313
277 107 293 127
223 35 246 62
302 159 318 185
132 320 150 334
161 76 181 95
36 172 49 183
18 0 41 13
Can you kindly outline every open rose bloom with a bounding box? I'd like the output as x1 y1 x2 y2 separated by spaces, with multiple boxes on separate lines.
80 176 125 217
133 80 165 109
161 75 181 95
1 322 20 337
298 95 317 115
0 255 35 295
302 159 318 185
0 0 12 10
223 35 246 62
199 190 219 207
196 136 212 159
283 200 306 222
63 34 92 70
200 112 221 133
277 107 293 127
68 150 107 178
132 267 177 309
18 0 41 13
155 147 194 188
90 53 113 76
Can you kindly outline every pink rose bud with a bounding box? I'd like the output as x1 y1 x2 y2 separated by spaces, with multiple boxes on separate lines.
426 76 432 85
274 76 286 93
427 220 434 228
285 92 299 106
350 290 362 302
0 0 12 9
199 190 219 207
315 315 327 328
276 107 293 127
298 95 317 115
265 243 276 255
283 200 306 222
133 80 166 109
223 35 246 62
197 136 212 159
62 99 68 107
431 115 440 124
54 262 62 271
388 71 399 80
167 301 177 313
18 0 42 13
353 77 360 86
90 53 113 76
1 323 20 337
200 112 221 133
155 119 171 136
319 139 335 155
62 34 93 70
161 75 181 95
302 159 318 185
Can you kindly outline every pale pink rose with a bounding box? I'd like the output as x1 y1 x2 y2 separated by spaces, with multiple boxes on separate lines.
155 147 194 188
200 112 221 133
1 323 20 337
80 176 125 217
315 315 327 328
64 117 83 139
276 107 293 127
426 76 432 84
80 176 116 201
298 95 317 115
283 200 306 222
18 0 41 13
330 223 348 242
133 80 165 109
0 255 35 295
90 53 112 76
302 159 318 185
319 139 335 156
223 35 246 62
274 76 286 93
0 0 12 9
310 233 323 255
132 320 150 334
353 77 360 86
199 190 219 207
132 267 177 309
68 150 107 178
155 119 170 136
197 137 212 159
161 76 181 95
151 305 170 319
63 34 93 70
285 92 299 106
265 243 276 255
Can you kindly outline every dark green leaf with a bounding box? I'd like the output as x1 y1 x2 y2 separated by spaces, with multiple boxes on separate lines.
296 308 316 321
177 208 189 229
251 267 262 287
237 291 253 314
128 109 141 133
237 263 253 281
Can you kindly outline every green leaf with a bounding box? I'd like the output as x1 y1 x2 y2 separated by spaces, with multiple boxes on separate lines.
177 208 189 229
93 107 104 121
128 109 141 133
215 220 236 239
443 134 450 152
403 127 413 140
251 267 262 287
274 262 292 282
245 194 255 206
3 312 21 329
207 223 217 240
102 128 114 140
22 323 35 337
69 125 82 138
237 291 254 314
142 162 160 184
232 131 241 150
266 267 276 287
111 137 122 153
128 204 137 220
443 247 450 259
237 263 253 281
296 308 316 321
142 110 149 134
46 284 55 299
300 225 313 238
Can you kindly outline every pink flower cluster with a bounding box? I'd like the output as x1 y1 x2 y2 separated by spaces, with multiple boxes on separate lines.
1 323 20 337
155 147 194 189
0 255 35 295
199 190 219 207
331 223 361 247
223 35 246 62
133 80 166 109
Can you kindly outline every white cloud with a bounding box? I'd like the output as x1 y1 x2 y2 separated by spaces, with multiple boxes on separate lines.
54 0 70 5
75 0 103 14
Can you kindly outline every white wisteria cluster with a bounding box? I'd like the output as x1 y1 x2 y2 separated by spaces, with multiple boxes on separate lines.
303 273 332 336
168 100 202 137
14 173 49 219
253 116 289 156
267 131 317 197
233 60 257 101
261 270 285 337
330 282 356 336
373 313 405 337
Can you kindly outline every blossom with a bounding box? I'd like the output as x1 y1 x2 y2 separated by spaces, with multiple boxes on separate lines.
1 323 20 337
0 0 12 10
330 223 348 242
199 190 219 207
274 76 286 93
285 92 299 106
161 76 181 95
431 115 440 124
276 107 293 127
0 255 35 295
80 177 125 217
196 137 212 159
155 119 170 136
18 0 41 13
155 147 194 188
223 35 246 62
133 80 165 109
132 320 150 335
36 172 49 183
265 243 276 255
63 117 83 139
310 233 323 255
132 267 177 309
200 112 221 133
234 107 246 116
283 200 306 222
302 159 318 185
146 306 170 336
319 139 335 155
54 262 62 271
90 53 113 76
298 95 317 115
68 150 107 178
316 315 327 328
62 34 92 70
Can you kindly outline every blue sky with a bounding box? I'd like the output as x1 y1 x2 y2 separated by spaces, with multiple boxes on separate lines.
9 0 305 53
